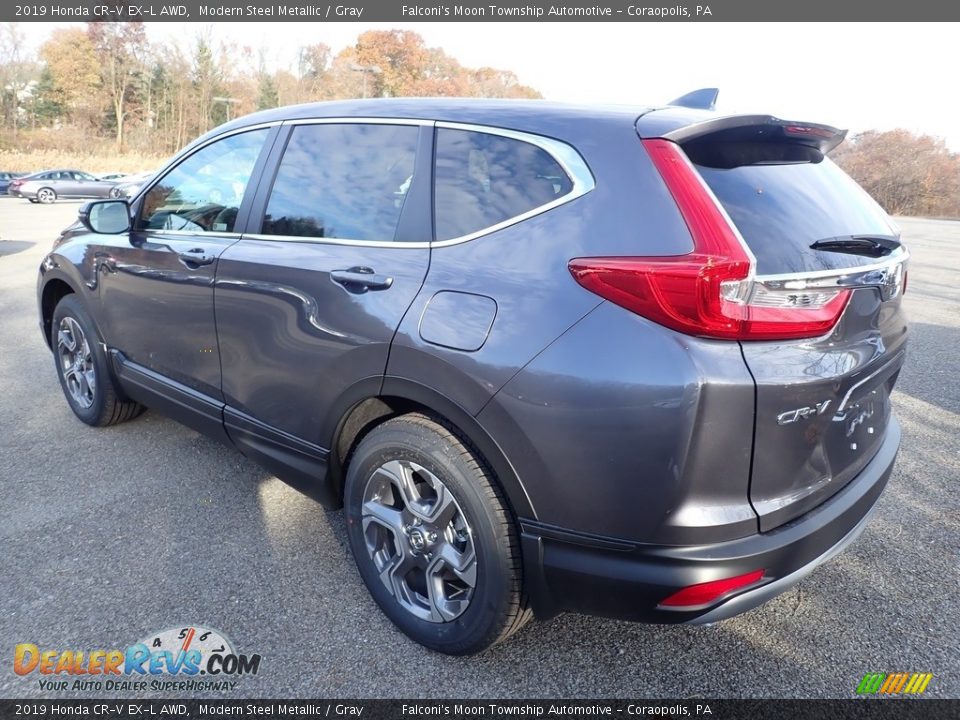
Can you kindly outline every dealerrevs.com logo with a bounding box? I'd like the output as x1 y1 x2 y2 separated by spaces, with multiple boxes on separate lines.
13 626 262 692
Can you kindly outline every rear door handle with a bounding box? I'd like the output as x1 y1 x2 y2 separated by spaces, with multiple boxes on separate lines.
177 247 216 267
331 267 394 291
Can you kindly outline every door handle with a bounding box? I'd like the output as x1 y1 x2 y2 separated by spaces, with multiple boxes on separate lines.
331 267 394 291
177 247 216 267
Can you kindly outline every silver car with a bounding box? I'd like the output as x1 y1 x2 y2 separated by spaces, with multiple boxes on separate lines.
11 169 119 204
108 170 158 199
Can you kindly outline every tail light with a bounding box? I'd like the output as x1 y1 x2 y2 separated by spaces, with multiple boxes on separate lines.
568 139 851 341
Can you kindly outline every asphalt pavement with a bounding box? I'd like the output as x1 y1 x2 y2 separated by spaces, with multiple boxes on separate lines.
1 199 957 699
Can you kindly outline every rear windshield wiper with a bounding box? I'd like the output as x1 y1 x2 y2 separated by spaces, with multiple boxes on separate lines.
810 235 901 258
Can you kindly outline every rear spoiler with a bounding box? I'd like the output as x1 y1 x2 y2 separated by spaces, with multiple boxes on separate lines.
637 108 847 154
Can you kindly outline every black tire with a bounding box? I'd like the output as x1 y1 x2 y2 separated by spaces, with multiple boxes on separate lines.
51 295 145 427
36 187 57 204
344 413 531 655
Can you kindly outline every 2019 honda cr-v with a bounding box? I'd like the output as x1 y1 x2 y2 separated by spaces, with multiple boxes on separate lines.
38 92 908 655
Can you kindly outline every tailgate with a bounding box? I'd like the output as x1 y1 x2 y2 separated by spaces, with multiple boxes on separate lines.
743 285 907 530
658 113 910 530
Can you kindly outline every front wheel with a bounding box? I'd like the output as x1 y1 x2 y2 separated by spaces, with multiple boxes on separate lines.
344 413 531 655
51 295 144 426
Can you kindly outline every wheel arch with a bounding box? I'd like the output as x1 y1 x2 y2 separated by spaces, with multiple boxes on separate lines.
324 377 536 520
40 276 79 349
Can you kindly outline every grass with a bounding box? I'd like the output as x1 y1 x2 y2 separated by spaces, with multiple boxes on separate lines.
0 148 165 175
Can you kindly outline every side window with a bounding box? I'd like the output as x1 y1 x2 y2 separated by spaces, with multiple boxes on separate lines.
262 123 419 241
434 128 574 241
138 128 269 234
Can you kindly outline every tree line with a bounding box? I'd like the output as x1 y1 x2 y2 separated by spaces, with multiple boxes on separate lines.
1 23 958 218
831 130 960 218
0 23 540 156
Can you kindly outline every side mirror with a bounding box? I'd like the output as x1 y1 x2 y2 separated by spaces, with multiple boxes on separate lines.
79 200 130 234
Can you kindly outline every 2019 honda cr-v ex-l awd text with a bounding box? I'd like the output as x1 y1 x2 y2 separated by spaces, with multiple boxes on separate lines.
38 91 908 655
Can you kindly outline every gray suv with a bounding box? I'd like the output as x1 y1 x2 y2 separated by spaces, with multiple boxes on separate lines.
37 94 908 655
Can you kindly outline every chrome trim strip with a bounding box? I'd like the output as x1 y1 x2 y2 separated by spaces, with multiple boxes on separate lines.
752 249 908 304
242 233 430 249
141 229 244 241
283 117 434 127
755 248 909 284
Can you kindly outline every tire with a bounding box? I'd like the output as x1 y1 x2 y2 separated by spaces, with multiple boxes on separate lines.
344 413 531 655
109 186 122 198
36 187 57 204
51 295 145 427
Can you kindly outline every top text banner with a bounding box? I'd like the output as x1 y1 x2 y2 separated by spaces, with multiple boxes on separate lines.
6 0 960 22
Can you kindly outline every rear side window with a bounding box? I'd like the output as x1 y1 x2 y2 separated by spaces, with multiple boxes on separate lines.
690 146 896 273
434 128 573 241
262 123 419 242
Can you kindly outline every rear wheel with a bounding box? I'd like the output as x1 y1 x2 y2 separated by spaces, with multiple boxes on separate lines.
36 187 57 204
51 296 144 426
344 413 530 655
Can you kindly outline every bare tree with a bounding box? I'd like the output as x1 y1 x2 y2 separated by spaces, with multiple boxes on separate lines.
88 22 147 150
0 23 37 135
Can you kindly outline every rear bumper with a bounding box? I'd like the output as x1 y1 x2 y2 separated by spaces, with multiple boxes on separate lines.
520 416 900 623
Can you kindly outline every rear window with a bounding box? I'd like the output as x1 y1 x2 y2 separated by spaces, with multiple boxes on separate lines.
689 146 896 274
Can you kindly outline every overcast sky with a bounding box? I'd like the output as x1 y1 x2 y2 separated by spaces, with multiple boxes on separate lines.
17 22 960 150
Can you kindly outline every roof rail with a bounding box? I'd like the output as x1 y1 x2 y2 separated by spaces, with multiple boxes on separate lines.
668 88 719 111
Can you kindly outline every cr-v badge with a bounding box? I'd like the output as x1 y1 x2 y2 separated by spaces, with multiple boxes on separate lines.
777 400 832 425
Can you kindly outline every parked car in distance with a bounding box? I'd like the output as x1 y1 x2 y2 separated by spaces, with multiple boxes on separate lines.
38 93 909 655
97 172 128 181
11 169 119 203
109 170 157 199
0 171 23 194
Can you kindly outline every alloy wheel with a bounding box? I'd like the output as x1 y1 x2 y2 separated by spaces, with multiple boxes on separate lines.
57 317 96 409
361 459 477 623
